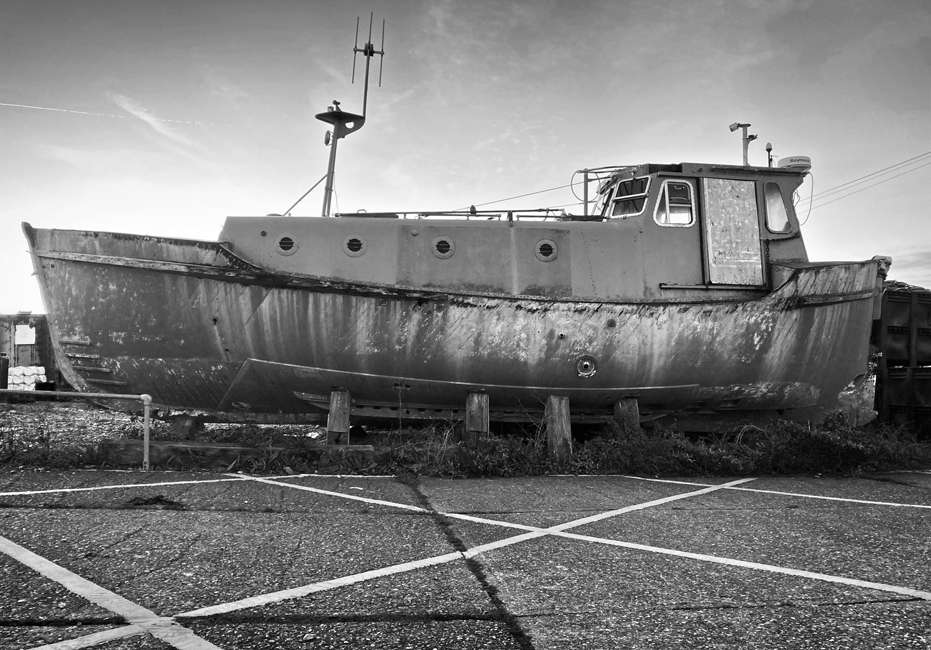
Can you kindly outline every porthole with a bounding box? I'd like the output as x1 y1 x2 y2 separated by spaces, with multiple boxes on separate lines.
432 236 455 259
576 355 597 378
276 235 298 256
343 235 366 257
535 239 557 262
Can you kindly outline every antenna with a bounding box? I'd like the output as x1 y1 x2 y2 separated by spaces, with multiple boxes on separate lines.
314 14 387 217
352 12 386 118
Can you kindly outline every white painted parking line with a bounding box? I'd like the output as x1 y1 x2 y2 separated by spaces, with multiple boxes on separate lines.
177 551 465 618
174 534 554 620
546 478 756 530
0 477 250 498
0 536 157 623
267 473 397 479
621 476 719 488
175 479 749 618
727 485 931 509
239 475 931 606
31 626 148 650
31 625 146 650
623 475 931 509
441 478 755 534
0 535 223 650
0 473 392 499
552 529 931 601
232 474 431 513
7 469 931 648
445 500 931 600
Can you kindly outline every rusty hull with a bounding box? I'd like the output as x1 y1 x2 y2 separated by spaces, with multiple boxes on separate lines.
23 223 882 424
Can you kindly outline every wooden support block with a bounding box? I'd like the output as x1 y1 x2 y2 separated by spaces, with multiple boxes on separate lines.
327 389 351 444
545 395 572 460
464 392 490 447
613 397 641 435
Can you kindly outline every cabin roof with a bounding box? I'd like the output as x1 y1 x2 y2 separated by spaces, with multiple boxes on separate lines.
614 162 807 181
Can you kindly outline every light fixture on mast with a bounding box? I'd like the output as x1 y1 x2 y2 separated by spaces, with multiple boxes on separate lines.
316 13 385 217
729 122 757 166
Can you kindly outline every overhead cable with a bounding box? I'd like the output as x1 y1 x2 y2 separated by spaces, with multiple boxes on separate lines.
808 159 931 211
454 181 582 212
797 150 931 206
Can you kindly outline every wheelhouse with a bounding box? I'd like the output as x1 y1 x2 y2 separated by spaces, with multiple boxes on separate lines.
592 162 809 290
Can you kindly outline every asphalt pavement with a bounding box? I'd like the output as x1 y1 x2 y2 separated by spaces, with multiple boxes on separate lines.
1 469 929 649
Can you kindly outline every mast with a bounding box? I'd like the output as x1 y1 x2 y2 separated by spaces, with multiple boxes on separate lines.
729 121 757 166
316 13 385 217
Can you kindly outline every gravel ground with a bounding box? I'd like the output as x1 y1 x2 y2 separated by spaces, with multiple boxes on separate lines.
0 401 140 466
0 400 325 470
187 619 523 649
520 601 931 650
0 623 125 650
0 507 451 614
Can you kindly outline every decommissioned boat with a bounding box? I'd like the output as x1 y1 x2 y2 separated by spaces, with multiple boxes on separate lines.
22 153 889 429
22 26 888 430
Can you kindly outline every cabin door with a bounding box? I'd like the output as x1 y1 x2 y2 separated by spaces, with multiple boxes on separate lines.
701 178 764 285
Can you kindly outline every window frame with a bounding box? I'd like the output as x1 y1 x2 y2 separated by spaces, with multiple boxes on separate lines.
763 181 793 234
592 179 613 217
609 175 652 219
653 178 696 227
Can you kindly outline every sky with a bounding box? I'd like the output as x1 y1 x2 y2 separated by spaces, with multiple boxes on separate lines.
1 0 929 313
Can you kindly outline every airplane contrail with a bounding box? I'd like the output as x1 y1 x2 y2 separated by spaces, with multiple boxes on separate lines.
0 101 222 126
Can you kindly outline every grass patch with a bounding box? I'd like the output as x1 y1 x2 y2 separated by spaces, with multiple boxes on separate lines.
371 417 931 478
2 401 931 476
569 416 931 477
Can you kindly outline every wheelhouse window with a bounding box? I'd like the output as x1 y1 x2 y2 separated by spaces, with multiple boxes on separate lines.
611 176 650 217
654 180 694 226
592 180 612 217
764 182 791 233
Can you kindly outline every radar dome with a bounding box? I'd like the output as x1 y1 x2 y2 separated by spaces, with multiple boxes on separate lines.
777 156 812 173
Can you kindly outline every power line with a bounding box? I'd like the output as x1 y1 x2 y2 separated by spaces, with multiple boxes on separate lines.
797 150 931 206
808 159 931 211
809 150 931 199
454 182 581 211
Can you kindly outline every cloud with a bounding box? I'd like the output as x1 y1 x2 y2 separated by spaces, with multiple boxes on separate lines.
107 92 195 147
37 143 97 166
379 87 418 114
199 65 249 105
103 92 224 171
470 120 549 161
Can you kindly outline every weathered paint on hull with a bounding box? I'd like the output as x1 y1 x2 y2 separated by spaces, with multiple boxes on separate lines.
24 225 881 422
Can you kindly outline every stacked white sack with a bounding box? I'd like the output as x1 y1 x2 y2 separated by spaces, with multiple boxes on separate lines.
6 366 44 391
